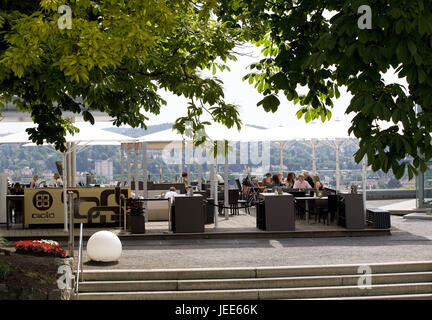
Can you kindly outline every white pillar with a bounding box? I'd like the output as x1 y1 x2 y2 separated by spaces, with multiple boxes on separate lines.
279 141 284 173
134 143 139 197
142 142 148 222
186 141 192 183
120 144 124 186
179 140 184 178
210 156 215 199
214 154 218 228
335 140 341 191
362 156 367 214
197 162 202 191
127 145 131 187
67 142 72 187
311 139 317 175
224 142 229 219
63 152 68 232
71 142 76 187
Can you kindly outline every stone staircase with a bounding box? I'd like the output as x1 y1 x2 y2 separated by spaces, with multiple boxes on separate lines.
74 261 432 300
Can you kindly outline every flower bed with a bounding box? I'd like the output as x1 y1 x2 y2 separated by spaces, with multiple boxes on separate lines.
14 240 67 258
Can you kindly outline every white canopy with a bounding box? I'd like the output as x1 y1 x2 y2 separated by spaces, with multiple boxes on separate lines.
0 124 136 145
137 123 264 143
259 120 354 141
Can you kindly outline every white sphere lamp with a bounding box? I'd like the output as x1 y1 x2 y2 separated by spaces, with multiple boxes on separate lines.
86 231 122 262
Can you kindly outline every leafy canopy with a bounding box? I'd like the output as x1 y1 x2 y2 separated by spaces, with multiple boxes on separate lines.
216 0 432 179
0 0 241 151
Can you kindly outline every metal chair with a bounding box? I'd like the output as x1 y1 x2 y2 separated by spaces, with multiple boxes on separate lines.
228 189 240 215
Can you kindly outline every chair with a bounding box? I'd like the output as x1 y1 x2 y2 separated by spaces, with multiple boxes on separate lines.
327 194 338 224
228 189 240 215
235 179 242 191
238 187 251 215
291 191 306 219
310 198 329 224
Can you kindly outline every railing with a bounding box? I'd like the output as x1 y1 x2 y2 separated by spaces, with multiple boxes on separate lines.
74 223 84 297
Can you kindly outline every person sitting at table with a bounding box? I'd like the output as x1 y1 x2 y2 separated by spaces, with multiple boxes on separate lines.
10 182 24 224
262 172 273 187
272 174 283 187
53 173 63 187
277 173 285 185
29 174 39 188
303 171 315 188
313 176 324 190
251 177 260 187
293 174 312 189
241 176 251 198
286 172 296 188
10 182 24 195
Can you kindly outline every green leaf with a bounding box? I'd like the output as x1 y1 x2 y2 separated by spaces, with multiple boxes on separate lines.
257 94 280 113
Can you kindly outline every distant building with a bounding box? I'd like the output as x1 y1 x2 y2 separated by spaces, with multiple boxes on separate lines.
20 166 33 176
95 160 113 181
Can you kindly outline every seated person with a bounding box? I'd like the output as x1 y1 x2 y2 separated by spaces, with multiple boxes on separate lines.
313 176 324 190
262 172 273 187
10 182 24 223
242 177 251 197
29 174 39 188
10 182 24 195
272 174 283 187
54 173 63 187
277 173 285 185
303 171 315 188
293 174 312 189
286 172 296 188
251 177 260 187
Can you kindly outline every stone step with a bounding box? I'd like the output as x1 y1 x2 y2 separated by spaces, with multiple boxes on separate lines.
80 261 432 281
78 272 432 293
76 282 432 300
304 293 432 300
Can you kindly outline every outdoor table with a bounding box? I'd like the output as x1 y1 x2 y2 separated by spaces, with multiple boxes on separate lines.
337 193 365 229
6 194 25 229
294 196 328 224
257 193 295 231
171 194 204 233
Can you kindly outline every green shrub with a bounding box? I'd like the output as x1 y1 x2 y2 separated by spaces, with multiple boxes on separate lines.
0 261 11 281
0 237 8 247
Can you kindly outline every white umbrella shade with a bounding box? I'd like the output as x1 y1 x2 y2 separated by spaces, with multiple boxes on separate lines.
0 125 136 145
259 120 353 141
137 124 264 143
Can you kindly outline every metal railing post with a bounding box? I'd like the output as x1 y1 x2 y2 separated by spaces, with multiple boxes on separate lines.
119 194 124 230
75 223 83 295
124 196 127 232
68 191 74 258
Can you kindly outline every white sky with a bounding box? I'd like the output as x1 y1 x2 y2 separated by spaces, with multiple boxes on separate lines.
0 44 405 134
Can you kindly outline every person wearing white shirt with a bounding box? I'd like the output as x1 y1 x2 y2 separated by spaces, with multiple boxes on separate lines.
164 186 177 205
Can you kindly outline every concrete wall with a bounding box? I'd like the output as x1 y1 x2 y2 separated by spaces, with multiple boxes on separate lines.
365 189 416 200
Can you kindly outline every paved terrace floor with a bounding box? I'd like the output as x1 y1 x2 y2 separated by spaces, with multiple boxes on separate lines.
3 198 432 269
75 214 432 270
0 209 346 238
0 199 416 238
